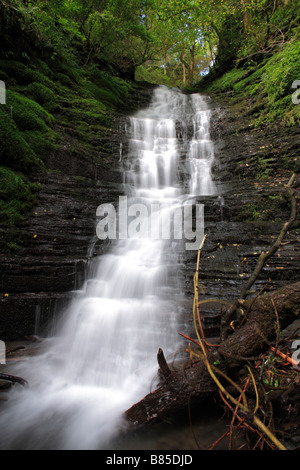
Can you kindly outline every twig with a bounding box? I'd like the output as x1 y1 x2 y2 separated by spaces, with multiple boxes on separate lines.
190 234 287 449
238 281 270 328
271 298 281 351
270 346 299 367
192 297 287 450
193 235 208 353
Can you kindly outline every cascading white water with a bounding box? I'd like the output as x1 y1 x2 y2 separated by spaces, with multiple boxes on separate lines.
0 86 216 450
188 94 216 196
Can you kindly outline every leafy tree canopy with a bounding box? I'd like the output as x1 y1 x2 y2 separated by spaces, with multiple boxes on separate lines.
1 0 299 86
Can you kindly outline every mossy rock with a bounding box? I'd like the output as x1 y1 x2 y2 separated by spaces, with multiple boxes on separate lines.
197 36 300 127
0 60 52 87
54 73 76 88
0 166 39 226
7 90 55 132
25 82 58 112
30 59 53 78
21 130 56 158
84 81 121 107
0 108 42 171
84 67 132 109
0 60 36 85
52 60 82 85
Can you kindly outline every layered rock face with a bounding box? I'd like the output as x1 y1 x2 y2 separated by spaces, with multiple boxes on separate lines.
181 96 299 338
0 85 155 341
0 87 299 342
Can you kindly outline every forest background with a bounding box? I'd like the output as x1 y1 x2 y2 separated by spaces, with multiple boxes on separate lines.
0 0 299 233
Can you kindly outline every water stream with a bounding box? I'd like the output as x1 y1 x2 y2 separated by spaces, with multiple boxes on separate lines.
0 86 217 450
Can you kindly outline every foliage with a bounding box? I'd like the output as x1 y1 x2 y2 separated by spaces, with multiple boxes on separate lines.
1 0 299 88
0 0 299 238
25 82 58 112
84 1 151 77
21 130 56 158
0 107 42 171
6 90 55 132
84 67 132 107
135 64 174 87
197 33 300 127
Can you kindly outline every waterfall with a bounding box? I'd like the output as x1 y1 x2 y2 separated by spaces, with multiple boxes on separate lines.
188 94 216 196
0 86 216 450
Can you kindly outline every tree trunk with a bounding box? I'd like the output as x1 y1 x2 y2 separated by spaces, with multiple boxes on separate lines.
181 49 187 86
188 43 195 86
241 0 252 34
125 281 300 428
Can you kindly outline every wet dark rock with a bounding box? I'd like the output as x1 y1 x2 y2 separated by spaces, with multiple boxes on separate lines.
0 84 155 341
180 94 300 339
0 85 299 342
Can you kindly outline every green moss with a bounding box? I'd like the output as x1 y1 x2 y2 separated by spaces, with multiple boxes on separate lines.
0 108 42 171
84 68 132 109
30 59 53 78
263 41 300 102
0 166 40 226
0 60 53 88
0 70 9 82
59 94 111 128
25 82 58 112
197 35 300 127
52 60 83 85
6 90 55 132
83 81 121 107
236 191 291 223
54 73 76 88
255 156 272 180
200 66 253 93
0 54 133 234
21 130 56 158
245 203 262 222
0 60 36 85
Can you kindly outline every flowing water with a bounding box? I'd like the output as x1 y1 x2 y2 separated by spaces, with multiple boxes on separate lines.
0 86 217 450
